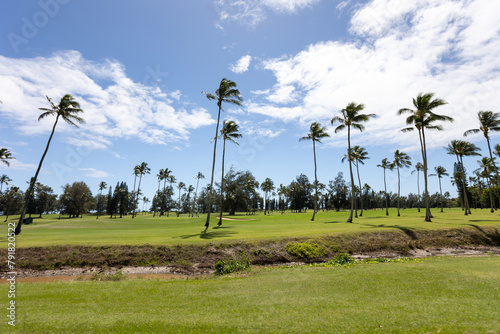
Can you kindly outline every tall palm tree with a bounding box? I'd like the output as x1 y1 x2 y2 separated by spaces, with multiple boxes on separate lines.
474 157 496 213
331 102 375 223
445 140 481 215
0 148 15 166
142 196 150 214
186 185 195 217
398 92 452 222
177 182 186 216
261 178 274 215
0 174 12 192
203 78 243 228
464 111 500 203
153 169 165 217
494 144 500 159
300 122 330 221
411 162 424 212
131 165 140 216
391 150 412 217
193 172 205 217
96 181 107 219
15 94 84 235
133 162 150 218
217 120 242 226
377 158 390 216
350 146 369 217
167 174 176 217
429 166 448 212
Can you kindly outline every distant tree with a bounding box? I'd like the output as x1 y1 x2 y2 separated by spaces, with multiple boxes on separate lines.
331 102 375 222
186 186 195 216
429 166 449 212
261 178 275 215
96 181 107 219
142 196 150 213
446 140 481 215
411 162 424 212
398 92 452 221
177 182 186 216
3 187 23 222
217 120 242 226
193 172 205 217
203 78 243 228
133 162 150 218
391 150 412 216
33 183 57 218
344 146 369 217
0 148 14 166
16 94 84 235
0 174 12 192
300 122 330 221
328 172 349 212
474 157 496 212
60 181 93 218
377 158 390 215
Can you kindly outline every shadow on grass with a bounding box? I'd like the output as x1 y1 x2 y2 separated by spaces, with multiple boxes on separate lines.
467 224 500 245
364 223 418 240
324 221 343 224
177 226 237 240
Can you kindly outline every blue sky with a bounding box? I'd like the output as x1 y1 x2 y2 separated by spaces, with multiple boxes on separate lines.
1 0 500 203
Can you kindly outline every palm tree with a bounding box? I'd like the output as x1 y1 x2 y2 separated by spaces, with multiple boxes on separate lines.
429 166 448 212
494 144 500 159
464 111 500 203
0 148 15 166
96 181 107 219
142 196 150 214
167 174 176 217
445 140 481 215
398 92 453 222
131 165 140 216
186 185 195 217
331 102 375 223
154 169 165 217
377 158 390 216
261 178 274 215
300 122 330 221
217 120 242 226
203 78 243 228
177 182 186 216
411 162 424 212
15 94 84 235
193 172 205 217
391 150 412 217
474 157 496 213
350 146 369 217
0 174 12 192
133 162 150 218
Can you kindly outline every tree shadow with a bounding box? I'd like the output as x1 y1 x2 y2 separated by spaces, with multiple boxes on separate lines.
466 224 500 245
177 226 237 240
363 223 418 240
324 221 343 224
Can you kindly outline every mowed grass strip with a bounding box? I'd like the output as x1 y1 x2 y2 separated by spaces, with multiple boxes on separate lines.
11 256 500 333
1 208 500 248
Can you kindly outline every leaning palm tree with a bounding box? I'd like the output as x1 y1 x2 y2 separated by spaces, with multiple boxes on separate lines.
429 166 449 212
217 120 242 226
300 122 330 221
445 140 481 215
377 158 391 216
331 102 375 223
0 174 12 192
411 162 424 212
15 94 84 235
202 78 243 229
131 165 140 216
474 157 496 213
464 111 500 202
0 148 15 166
96 181 107 219
193 172 205 217
391 150 412 217
133 162 150 218
398 93 452 222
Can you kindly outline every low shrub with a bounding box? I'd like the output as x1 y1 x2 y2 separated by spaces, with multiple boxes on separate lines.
327 253 356 265
214 258 250 275
286 242 327 259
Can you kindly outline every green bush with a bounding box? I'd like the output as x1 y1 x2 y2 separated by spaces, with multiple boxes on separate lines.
327 253 356 265
214 258 250 275
252 248 270 258
286 242 327 259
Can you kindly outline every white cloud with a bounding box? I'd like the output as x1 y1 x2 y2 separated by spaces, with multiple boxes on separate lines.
215 0 320 28
251 0 500 150
78 168 111 178
0 51 215 150
230 55 252 74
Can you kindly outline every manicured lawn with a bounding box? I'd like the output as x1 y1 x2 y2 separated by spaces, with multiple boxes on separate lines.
9 256 500 333
1 208 499 247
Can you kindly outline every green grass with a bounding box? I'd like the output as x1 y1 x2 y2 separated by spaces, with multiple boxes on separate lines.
9 256 500 333
1 208 499 247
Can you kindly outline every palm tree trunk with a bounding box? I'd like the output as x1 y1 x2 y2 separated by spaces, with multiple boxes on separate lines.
417 171 420 213
420 129 432 221
356 162 363 217
134 175 143 218
311 140 318 221
15 115 60 235
458 156 470 215
439 177 444 212
218 139 226 226
384 169 389 216
397 165 401 216
487 178 494 213
205 105 222 229
178 188 181 217
485 137 500 209
194 178 200 217
131 174 138 218
347 126 354 223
